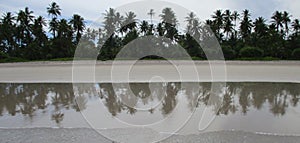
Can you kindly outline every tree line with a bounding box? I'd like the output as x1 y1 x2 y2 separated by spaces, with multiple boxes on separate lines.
1 2 300 61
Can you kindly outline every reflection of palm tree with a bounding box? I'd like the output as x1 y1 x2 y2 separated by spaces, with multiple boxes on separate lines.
161 83 179 115
73 95 87 112
51 111 64 124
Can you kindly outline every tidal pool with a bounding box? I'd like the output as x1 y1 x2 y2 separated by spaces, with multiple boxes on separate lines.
0 82 299 136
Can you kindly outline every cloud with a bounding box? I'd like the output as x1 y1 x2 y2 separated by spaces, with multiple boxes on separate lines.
0 0 298 24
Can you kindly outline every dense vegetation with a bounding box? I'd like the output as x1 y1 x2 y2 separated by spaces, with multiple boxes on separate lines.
1 2 300 62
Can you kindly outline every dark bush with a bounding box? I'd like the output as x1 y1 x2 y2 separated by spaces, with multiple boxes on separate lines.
0 52 9 59
292 48 300 59
222 46 236 60
239 46 264 58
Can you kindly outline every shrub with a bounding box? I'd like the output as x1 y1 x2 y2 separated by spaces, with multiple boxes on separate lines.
239 46 264 58
0 52 9 59
222 46 236 60
292 48 300 59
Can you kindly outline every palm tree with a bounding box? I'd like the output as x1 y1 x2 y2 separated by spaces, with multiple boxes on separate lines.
159 8 178 40
27 16 47 60
47 2 61 39
49 18 58 38
211 9 224 39
160 7 177 25
271 11 283 33
47 2 61 19
140 20 149 35
16 7 34 54
239 9 253 41
292 19 300 36
121 11 137 33
232 11 239 29
185 12 197 33
282 11 291 35
69 14 85 44
103 8 123 36
0 12 16 56
147 9 155 24
223 9 234 39
254 17 268 37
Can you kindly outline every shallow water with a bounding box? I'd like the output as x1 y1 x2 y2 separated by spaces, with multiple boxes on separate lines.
0 82 299 136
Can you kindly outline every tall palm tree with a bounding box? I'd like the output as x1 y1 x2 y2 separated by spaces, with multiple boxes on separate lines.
159 8 178 40
271 11 283 33
232 11 239 29
185 12 197 33
147 9 155 24
239 9 253 41
223 9 234 39
49 18 58 38
103 8 116 36
16 7 34 50
211 9 224 38
47 2 61 39
253 17 268 37
121 11 137 33
69 14 85 44
47 2 61 19
0 12 16 56
160 7 177 25
282 11 291 35
103 8 123 36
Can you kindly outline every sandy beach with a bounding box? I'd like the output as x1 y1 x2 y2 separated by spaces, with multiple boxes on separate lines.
1 61 300 143
0 60 299 83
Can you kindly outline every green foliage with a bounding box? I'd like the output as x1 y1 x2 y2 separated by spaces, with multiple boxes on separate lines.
292 48 300 59
0 52 9 59
222 46 236 60
0 4 300 62
239 46 264 58
0 57 28 63
236 57 280 61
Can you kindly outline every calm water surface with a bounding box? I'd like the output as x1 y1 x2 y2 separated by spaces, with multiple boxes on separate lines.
0 82 299 135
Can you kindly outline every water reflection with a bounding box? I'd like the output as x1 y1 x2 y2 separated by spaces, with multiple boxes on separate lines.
0 82 299 125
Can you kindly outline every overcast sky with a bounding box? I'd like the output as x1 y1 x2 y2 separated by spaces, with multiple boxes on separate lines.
0 0 299 25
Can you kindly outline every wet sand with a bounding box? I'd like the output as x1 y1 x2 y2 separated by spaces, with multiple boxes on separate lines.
0 61 300 143
0 128 299 143
0 60 299 83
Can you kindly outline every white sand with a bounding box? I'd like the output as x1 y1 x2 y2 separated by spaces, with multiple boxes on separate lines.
0 60 299 83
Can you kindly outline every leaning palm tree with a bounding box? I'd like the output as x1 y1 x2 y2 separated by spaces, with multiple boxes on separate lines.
147 9 155 24
69 14 85 43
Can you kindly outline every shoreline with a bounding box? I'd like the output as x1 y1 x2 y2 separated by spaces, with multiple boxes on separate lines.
0 127 299 143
